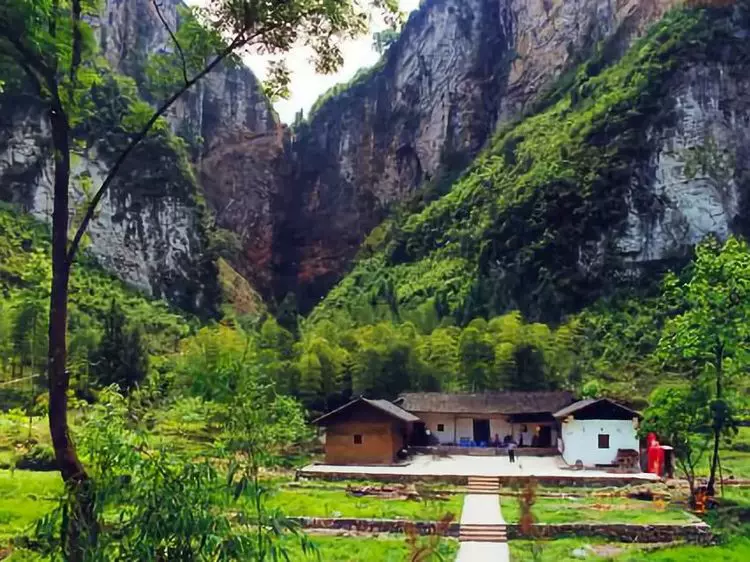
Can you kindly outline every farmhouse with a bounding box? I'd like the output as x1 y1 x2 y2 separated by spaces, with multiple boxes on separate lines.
396 391 575 449
554 398 642 467
313 397 419 465
313 393 642 468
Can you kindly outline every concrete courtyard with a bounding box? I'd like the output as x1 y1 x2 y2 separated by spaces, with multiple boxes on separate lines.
299 453 659 481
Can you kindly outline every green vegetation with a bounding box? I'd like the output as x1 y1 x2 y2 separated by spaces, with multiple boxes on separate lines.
0 470 62 545
265 488 464 520
510 538 750 562
287 534 459 562
502 496 695 525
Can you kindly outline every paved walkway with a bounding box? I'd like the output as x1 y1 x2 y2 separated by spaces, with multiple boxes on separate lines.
300 454 658 481
456 493 509 562
456 541 510 561
460 494 505 526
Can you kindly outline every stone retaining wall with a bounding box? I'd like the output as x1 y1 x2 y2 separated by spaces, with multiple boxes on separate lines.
291 517 461 537
507 523 714 544
297 470 657 487
292 517 713 544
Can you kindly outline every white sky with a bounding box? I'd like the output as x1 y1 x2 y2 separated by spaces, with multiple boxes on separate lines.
187 0 420 124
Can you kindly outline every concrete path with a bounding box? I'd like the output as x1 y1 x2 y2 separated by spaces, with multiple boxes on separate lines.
456 493 509 562
300 454 658 481
460 494 505 525
456 541 510 561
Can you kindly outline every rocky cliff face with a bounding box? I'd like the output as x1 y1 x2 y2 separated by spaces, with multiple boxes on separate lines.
615 63 750 267
95 0 285 294
0 0 282 312
277 0 677 308
0 96 219 314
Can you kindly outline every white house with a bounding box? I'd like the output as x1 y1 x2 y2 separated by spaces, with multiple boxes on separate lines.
553 398 641 467
395 391 576 448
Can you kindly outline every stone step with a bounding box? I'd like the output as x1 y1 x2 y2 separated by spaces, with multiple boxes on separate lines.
459 533 508 542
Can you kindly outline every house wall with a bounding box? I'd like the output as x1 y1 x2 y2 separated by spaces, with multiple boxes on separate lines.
418 413 456 444
561 419 639 466
324 421 402 465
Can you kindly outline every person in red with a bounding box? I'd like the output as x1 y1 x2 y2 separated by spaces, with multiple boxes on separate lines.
646 432 664 475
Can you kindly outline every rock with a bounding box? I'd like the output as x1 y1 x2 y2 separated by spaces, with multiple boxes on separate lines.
278 0 677 308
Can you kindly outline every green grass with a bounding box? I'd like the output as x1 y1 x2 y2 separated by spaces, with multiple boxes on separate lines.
618 536 750 561
286 534 458 562
0 469 63 546
265 487 464 521
511 537 750 562
510 539 642 561
502 496 695 525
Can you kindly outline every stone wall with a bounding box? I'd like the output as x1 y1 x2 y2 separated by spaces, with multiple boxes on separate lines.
507 523 713 544
292 517 460 537
291 517 713 544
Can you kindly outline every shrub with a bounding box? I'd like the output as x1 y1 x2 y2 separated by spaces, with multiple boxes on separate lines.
15 444 57 471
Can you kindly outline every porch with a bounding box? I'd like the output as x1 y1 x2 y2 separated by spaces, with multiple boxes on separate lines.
410 412 561 449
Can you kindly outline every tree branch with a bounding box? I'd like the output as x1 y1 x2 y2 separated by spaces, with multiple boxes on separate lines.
67 30 254 265
153 1 189 86
70 0 82 83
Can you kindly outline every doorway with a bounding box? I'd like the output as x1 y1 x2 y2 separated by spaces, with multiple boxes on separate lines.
537 425 552 448
473 419 490 444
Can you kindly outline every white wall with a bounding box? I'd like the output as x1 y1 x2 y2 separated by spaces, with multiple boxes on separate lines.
419 413 456 444
561 419 639 466
490 418 512 442
456 417 473 442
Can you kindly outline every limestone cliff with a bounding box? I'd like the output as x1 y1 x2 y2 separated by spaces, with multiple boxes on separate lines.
311 5 750 324
279 0 676 308
95 0 285 294
0 0 280 313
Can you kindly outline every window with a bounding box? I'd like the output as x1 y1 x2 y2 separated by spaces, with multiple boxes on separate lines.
353 434 363 445
437 424 445 432
598 434 610 449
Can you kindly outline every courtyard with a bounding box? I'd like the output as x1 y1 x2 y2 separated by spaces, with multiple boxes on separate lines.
299 453 659 482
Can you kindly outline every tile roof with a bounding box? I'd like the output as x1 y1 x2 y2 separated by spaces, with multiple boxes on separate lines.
396 391 575 415
313 397 420 425
553 398 640 418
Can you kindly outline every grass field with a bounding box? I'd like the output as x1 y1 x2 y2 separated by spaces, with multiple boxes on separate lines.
510 537 750 562
286 534 459 561
265 487 464 521
502 496 696 525
0 469 62 546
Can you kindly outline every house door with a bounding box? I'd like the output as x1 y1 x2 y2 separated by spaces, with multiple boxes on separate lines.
412 422 427 446
473 419 490 444
538 426 552 448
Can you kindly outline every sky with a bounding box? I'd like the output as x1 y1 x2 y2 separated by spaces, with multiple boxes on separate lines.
187 0 420 124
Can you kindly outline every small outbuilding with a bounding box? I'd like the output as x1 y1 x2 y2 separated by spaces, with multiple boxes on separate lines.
313 397 420 465
554 398 641 467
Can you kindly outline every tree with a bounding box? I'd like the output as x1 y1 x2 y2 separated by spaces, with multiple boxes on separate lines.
658 236 747 496
458 326 495 391
90 300 149 393
0 0 397 554
640 386 712 504
372 28 400 55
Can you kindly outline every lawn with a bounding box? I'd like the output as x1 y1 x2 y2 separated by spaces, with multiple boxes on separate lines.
265 487 464 521
285 534 459 562
0 469 63 546
510 537 750 561
501 496 695 525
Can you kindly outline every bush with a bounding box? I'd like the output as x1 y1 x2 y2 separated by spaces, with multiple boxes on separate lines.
15 444 57 471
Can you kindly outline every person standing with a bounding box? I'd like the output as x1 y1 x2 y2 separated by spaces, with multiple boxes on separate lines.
507 439 517 464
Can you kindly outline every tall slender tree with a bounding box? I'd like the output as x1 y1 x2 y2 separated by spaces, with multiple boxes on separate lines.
0 0 397 555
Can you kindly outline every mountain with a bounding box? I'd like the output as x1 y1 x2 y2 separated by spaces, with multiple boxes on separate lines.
312 2 750 325
2 0 748 328
0 0 278 315
276 0 677 310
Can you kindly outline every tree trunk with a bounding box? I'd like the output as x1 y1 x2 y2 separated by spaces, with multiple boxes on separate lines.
47 104 95 559
706 342 723 497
